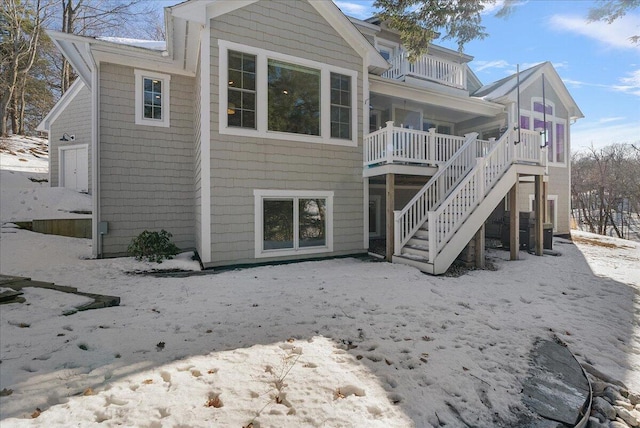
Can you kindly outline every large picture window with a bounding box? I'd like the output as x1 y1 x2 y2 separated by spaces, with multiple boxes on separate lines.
219 40 357 146
268 60 320 135
254 190 333 257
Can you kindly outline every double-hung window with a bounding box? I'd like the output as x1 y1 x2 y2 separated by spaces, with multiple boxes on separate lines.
219 40 357 146
228 51 256 129
254 190 333 257
134 70 170 127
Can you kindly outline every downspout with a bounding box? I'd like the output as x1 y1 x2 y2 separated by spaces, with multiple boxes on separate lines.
363 54 370 250
87 44 101 258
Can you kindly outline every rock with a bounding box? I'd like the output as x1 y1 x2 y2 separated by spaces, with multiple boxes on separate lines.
615 407 640 427
594 397 618 420
605 387 627 404
592 381 608 396
617 401 635 411
629 393 640 406
588 417 609 428
610 421 630 428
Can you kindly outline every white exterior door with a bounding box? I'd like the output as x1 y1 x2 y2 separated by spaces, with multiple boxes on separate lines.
60 145 88 192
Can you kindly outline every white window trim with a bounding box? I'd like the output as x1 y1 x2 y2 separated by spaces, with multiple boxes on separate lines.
134 69 171 128
375 38 399 60
59 144 89 192
254 189 334 258
529 194 558 232
529 98 567 167
219 40 358 147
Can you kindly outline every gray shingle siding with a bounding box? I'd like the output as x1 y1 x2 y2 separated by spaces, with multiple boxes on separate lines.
99 63 196 256
49 85 92 191
205 0 366 267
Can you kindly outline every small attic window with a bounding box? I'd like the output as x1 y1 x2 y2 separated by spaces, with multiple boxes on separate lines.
134 69 170 127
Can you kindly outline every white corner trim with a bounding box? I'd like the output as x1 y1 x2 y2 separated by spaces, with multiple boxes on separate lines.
91 58 100 258
200 25 212 264
253 189 334 259
218 39 358 147
134 69 171 128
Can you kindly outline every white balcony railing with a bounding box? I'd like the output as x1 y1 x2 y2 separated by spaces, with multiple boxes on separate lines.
382 51 467 90
364 122 469 168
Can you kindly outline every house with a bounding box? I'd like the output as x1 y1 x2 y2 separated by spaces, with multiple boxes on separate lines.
39 0 582 274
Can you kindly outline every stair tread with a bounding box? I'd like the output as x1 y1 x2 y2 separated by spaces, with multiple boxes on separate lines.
397 253 430 263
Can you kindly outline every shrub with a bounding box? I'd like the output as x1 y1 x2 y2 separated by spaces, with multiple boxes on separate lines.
127 229 179 263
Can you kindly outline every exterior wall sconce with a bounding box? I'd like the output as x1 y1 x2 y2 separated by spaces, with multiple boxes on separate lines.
60 133 75 141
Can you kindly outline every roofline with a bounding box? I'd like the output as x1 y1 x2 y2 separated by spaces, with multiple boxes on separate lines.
167 0 389 71
48 30 195 80
369 75 505 117
491 62 584 120
36 79 85 132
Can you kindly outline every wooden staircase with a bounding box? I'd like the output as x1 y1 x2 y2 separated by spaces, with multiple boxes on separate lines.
392 129 545 274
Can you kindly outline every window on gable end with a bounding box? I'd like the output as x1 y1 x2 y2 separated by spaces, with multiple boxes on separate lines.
134 69 170 127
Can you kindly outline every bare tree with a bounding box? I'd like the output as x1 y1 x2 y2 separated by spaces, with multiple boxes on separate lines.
0 0 50 137
57 0 160 93
572 144 640 239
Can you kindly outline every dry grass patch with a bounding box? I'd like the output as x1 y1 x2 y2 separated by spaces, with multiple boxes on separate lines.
572 235 632 249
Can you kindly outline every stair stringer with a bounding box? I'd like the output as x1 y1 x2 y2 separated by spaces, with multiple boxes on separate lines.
430 166 518 274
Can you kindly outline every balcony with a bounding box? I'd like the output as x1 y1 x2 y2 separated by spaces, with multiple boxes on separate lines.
363 122 546 177
381 51 467 90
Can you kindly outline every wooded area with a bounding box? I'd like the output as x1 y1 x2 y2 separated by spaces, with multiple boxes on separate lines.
0 0 162 138
571 144 640 240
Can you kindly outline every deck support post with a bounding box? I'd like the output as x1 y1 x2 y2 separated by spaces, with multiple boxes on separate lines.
534 175 544 256
475 224 485 269
509 178 519 260
386 173 395 262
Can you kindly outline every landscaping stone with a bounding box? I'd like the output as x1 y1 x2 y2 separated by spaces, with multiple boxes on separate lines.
587 416 608 428
615 407 640 427
610 421 631 428
594 397 618 420
605 387 627 404
617 401 636 411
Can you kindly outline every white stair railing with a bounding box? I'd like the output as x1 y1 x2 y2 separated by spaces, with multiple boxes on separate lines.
393 132 482 255
427 130 514 262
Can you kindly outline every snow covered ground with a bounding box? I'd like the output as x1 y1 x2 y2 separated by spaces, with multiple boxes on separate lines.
0 138 639 427
0 136 91 222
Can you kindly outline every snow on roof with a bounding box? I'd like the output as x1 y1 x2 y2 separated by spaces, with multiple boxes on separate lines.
97 37 166 51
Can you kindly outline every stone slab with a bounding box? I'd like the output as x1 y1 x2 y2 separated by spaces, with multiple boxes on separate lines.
523 339 591 426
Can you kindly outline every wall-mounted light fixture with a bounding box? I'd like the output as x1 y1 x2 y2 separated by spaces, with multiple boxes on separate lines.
227 103 236 115
60 133 75 141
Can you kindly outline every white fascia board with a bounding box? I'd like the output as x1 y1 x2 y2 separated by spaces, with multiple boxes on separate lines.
170 0 257 24
36 79 85 132
498 63 584 121
49 33 93 88
370 76 504 117
90 42 194 77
